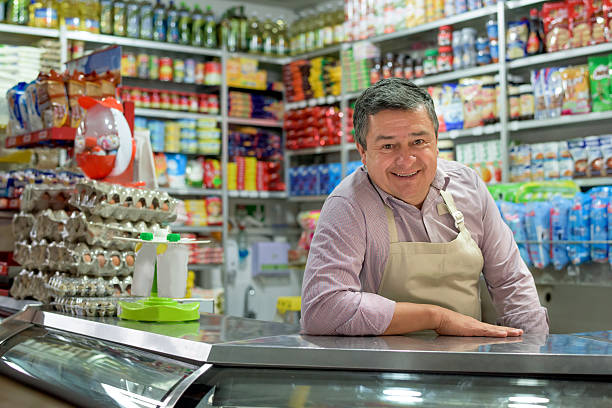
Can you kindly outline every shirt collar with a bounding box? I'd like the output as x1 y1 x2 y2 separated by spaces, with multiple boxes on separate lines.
365 164 450 207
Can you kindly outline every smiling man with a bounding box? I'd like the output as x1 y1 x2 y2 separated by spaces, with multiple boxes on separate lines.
301 78 549 337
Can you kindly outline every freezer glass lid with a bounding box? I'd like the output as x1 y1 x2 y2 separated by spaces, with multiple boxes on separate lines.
0 326 198 408
189 366 612 408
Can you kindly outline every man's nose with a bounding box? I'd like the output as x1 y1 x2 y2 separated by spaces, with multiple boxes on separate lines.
396 147 417 165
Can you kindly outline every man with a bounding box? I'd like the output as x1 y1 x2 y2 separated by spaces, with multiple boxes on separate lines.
301 78 549 337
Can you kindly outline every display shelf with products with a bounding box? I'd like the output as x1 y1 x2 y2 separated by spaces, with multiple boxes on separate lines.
509 111 612 132
285 95 342 110
413 63 500 87
227 117 283 127
65 31 223 57
158 187 222 197
508 43 612 70
506 0 547 9
286 145 343 157
0 23 59 38
5 127 76 148
134 108 222 121
228 52 290 66
172 225 223 234
228 190 287 199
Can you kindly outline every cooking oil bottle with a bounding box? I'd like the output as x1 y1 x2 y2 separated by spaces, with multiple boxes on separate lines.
112 0 126 36
190 5 203 46
99 0 112 34
125 0 140 37
203 5 217 48
152 0 166 42
178 2 190 45
261 14 274 55
247 11 260 54
29 0 58 28
139 0 153 40
82 0 100 33
59 0 79 30
276 16 288 56
165 0 179 43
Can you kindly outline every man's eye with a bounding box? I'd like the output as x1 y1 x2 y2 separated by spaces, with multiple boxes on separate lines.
382 144 393 149
414 139 425 145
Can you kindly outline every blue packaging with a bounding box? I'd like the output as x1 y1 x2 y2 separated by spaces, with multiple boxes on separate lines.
607 201 612 266
346 160 362 176
567 193 591 265
328 163 342 193
590 196 608 263
318 164 329 195
306 165 319 195
550 197 571 270
499 201 531 266
524 202 551 269
289 167 299 196
164 153 187 188
441 83 464 130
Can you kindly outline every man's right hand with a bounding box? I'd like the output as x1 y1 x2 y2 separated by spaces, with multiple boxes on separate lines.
434 306 523 337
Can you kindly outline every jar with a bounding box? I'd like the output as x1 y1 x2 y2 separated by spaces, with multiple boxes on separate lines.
173 58 185 83
137 54 149 79
423 49 438 76
148 55 159 80
140 89 151 108
438 25 452 47
195 62 206 85
403 55 414 80
208 95 220 114
198 94 209 113
160 91 171 110
159 57 173 81
150 89 161 109
179 93 189 111
370 57 382 85
188 93 199 112
518 84 535 120
184 59 196 84
437 46 453 73
508 85 521 121
475 37 491 66
170 92 181 110
452 30 463 70
130 88 142 107
414 57 424 78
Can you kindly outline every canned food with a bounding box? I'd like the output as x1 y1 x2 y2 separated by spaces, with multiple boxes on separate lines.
184 59 196 84
150 89 161 109
170 92 181 110
137 54 149 79
198 94 209 113
160 91 171 110
208 95 219 114
195 62 205 85
173 59 185 83
149 55 160 80
179 93 189 111
159 57 173 81
188 93 198 112
130 88 142 107
140 90 151 108
121 53 137 77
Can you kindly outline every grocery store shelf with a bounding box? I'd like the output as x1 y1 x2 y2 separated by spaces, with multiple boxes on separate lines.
134 108 221 121
172 225 223 233
286 145 343 157
188 263 222 271
5 127 76 148
508 42 612 69
238 227 303 235
227 52 290 65
66 30 222 56
288 44 342 61
439 123 502 140
227 117 283 127
228 190 287 199
344 90 363 101
506 0 547 9
159 187 222 196
0 23 59 37
509 111 612 131
287 195 328 202
414 64 499 87
285 95 341 110
367 5 497 45
572 178 612 187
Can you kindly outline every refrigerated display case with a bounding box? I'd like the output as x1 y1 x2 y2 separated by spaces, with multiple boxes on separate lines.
0 305 610 407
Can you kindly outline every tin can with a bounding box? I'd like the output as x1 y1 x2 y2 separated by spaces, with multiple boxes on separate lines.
137 54 149 79
184 58 196 84
195 62 205 85
198 94 208 113
160 91 171 110
159 57 173 82
173 58 185 83
188 93 198 112
148 55 160 80
121 52 137 77
170 92 181 110
150 89 161 109
179 93 189 111
140 89 151 108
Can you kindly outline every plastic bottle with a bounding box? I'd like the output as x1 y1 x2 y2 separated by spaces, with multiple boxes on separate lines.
60 0 80 30
296 13 306 54
261 14 274 55
289 15 299 54
7 0 28 24
304 10 315 51
276 16 288 56
83 0 100 33
247 12 261 54
27 0 41 26
152 0 166 42
178 2 190 45
126 0 140 38
370 56 381 84
140 0 153 40
30 0 58 28
227 7 241 52
314 7 324 49
333 3 344 44
238 6 248 51
218 10 230 51
165 0 179 43
203 5 217 49
382 52 394 79
526 8 545 55
112 0 126 36
190 5 204 46
99 0 112 34
322 4 334 47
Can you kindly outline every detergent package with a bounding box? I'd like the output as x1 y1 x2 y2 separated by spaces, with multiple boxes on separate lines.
567 192 591 265
524 202 551 269
590 195 609 263
550 197 571 270
499 201 531 266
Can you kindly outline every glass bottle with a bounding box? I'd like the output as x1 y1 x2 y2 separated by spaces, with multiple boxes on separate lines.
526 8 545 55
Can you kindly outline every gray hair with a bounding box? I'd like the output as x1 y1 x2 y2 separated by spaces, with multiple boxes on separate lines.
353 78 439 150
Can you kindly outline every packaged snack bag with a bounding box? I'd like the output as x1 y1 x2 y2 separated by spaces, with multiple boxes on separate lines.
588 55 612 112
585 135 604 177
440 83 464 130
567 192 591 265
7 82 29 135
568 0 593 48
550 196 571 270
66 71 86 128
524 202 551 269
561 65 591 114
458 79 482 129
37 70 68 128
569 138 588 177
25 81 44 132
591 0 607 43
499 201 532 266
542 1 571 52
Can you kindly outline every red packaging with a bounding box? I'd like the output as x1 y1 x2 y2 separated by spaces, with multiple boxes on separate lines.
568 0 593 48
150 89 161 109
591 0 607 43
235 157 245 190
542 1 571 52
605 0 612 40
256 161 267 191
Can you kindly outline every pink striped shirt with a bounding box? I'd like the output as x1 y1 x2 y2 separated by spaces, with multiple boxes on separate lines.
301 159 549 336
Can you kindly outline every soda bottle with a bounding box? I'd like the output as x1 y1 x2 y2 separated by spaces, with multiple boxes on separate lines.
152 0 166 41
165 0 179 43
126 0 140 38
203 5 217 48
190 5 204 46
112 0 126 36
140 0 153 40
178 1 190 45
247 12 261 53
99 0 112 34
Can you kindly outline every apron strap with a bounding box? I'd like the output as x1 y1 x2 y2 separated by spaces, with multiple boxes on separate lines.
440 189 466 232
384 206 399 243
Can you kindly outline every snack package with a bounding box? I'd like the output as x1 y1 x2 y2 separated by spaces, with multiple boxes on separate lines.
569 0 593 48
607 198 612 266
588 55 612 112
590 195 609 262
203 159 222 189
546 67 565 118
524 202 551 269
542 1 571 52
25 81 44 132
561 65 591 114
585 135 604 177
66 71 86 128
550 196 571 270
459 79 482 129
592 0 607 43
84 72 103 99
507 20 529 59
440 83 464 130
499 201 532 266
428 86 447 133
600 135 612 175
567 192 591 265
37 70 69 128
165 153 188 189
569 138 588 177
6 82 29 135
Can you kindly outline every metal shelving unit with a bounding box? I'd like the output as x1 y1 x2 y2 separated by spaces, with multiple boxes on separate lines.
228 190 287 199
158 187 222 196
134 108 222 121
227 117 283 127
0 23 59 37
508 111 612 132
414 64 500 87
508 42 612 69
286 145 343 157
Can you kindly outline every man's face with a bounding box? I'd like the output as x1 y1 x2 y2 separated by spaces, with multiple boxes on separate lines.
356 107 438 208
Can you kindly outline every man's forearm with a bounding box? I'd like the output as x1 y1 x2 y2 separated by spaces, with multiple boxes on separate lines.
382 302 441 335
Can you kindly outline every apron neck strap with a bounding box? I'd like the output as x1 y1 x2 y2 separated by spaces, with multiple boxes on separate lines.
439 189 466 232
384 206 399 243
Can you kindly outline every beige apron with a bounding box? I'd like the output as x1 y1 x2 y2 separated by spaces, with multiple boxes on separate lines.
377 189 484 319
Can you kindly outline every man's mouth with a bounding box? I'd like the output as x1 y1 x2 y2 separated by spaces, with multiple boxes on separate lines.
391 170 420 178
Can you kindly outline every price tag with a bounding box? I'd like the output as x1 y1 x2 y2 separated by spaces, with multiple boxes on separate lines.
23 134 31 143
38 130 47 140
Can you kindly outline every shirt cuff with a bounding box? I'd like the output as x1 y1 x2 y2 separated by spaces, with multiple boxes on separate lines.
335 293 396 336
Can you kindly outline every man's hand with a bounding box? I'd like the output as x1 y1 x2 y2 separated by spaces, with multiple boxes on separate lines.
435 307 523 337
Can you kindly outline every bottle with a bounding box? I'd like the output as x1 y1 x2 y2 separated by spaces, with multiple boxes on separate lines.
276 16 288 56
289 16 299 55
296 13 306 54
112 0 126 36
314 6 324 49
403 55 414 80
382 52 394 79
83 0 100 33
238 6 248 51
370 56 381 85
247 12 261 53
304 10 315 51
140 0 153 39
203 5 217 48
30 0 58 28
227 7 240 52
60 0 80 30
333 4 344 44
152 0 166 42
165 0 179 43
393 54 405 78
218 10 229 50
178 2 190 45
261 14 274 55
322 4 334 47
190 5 204 46
99 0 112 34
526 8 545 55
8 0 28 24
126 0 140 38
